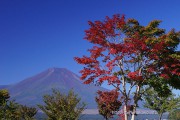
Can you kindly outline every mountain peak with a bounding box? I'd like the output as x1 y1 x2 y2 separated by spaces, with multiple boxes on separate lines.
47 67 71 74
46 67 75 76
47 67 67 72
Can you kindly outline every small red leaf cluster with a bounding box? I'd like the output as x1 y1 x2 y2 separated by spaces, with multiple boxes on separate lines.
95 90 122 119
88 46 105 59
127 71 143 81
96 90 120 105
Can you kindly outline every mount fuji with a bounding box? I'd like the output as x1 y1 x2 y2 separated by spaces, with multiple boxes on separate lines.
1 68 107 108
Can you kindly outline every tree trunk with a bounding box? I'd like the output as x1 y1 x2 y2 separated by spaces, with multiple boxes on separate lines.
130 85 140 120
159 113 163 120
130 105 136 120
124 105 128 120
131 114 135 120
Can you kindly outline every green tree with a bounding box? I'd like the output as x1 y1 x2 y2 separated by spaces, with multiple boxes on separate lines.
3 100 21 120
0 89 37 120
168 109 180 120
142 87 180 120
0 89 10 106
38 89 86 120
0 89 19 119
19 105 37 120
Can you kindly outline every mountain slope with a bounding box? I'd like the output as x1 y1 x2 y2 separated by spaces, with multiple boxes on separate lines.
3 68 107 108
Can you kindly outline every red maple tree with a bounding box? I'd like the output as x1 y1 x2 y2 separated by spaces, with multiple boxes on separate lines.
74 14 180 120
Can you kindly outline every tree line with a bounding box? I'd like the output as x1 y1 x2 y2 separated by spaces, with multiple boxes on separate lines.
1 88 180 120
0 89 85 120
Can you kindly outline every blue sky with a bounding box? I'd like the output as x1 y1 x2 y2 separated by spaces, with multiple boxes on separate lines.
0 0 180 95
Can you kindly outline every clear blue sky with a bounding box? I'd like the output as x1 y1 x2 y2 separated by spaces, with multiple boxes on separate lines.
0 0 180 93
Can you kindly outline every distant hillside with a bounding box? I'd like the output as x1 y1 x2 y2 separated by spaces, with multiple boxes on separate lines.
1 68 107 108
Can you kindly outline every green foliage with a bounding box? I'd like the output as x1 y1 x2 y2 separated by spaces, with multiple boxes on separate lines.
168 75 180 89
2 100 21 120
19 105 37 120
168 109 180 120
38 89 86 120
142 87 180 120
0 89 20 119
0 89 10 106
0 89 37 120
146 76 172 97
